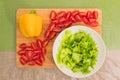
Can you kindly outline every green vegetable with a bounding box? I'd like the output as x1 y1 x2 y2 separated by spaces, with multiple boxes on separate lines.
56 30 98 74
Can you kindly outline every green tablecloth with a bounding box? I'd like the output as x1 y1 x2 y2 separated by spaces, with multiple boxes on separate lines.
0 0 120 51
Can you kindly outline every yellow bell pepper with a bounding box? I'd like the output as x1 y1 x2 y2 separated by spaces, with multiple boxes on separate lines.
19 10 42 38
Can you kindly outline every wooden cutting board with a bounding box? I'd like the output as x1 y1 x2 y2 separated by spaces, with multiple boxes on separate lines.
16 9 102 68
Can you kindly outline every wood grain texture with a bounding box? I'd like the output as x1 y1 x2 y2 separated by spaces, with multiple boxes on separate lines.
1 51 120 80
16 9 102 68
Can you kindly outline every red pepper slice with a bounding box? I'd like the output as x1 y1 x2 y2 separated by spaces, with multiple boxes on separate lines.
52 19 59 24
50 10 57 20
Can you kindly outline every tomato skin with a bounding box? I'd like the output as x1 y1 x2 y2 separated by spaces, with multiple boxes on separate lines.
20 57 27 65
79 12 86 17
35 59 42 66
72 10 79 16
36 39 43 49
58 17 66 23
50 10 57 20
18 50 26 56
57 11 66 18
42 39 49 47
82 17 90 24
93 11 98 19
90 21 99 27
47 31 57 40
74 15 82 22
64 21 73 28
19 43 27 50
65 11 71 20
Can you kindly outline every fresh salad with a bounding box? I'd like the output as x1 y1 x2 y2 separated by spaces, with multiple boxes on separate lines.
56 30 98 74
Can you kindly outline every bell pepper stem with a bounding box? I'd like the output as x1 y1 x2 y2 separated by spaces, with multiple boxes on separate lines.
30 10 36 14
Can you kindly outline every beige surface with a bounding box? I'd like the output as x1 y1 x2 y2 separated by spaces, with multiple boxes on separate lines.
16 9 102 68
0 50 120 80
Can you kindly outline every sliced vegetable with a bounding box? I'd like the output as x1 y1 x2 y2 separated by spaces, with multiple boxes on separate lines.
57 30 98 74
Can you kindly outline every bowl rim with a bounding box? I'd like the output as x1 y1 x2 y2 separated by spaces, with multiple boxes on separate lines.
52 25 106 78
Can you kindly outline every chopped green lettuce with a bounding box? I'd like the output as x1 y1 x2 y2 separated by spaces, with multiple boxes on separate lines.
56 30 98 75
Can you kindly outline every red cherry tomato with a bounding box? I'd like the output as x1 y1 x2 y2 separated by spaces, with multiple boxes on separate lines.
19 43 27 50
42 39 49 47
79 12 86 17
18 50 26 56
93 11 98 19
74 15 82 22
72 10 79 16
57 11 66 18
47 31 57 40
90 21 99 27
50 10 57 20
20 57 27 65
52 26 63 33
65 11 72 20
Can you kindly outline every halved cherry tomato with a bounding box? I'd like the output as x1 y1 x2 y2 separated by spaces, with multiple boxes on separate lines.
52 26 63 33
82 17 90 24
72 10 79 16
90 21 99 27
50 10 57 20
64 21 73 28
47 31 57 40
31 42 38 50
65 11 71 20
86 11 92 19
49 23 56 31
26 46 33 51
42 39 49 47
32 53 39 60
79 12 86 17
93 11 98 19
89 18 96 23
36 39 43 48
74 15 82 22
44 30 51 38
57 11 66 18
35 59 42 66
21 55 28 62
28 61 35 66
58 17 66 23
19 43 27 50
70 16 76 23
20 57 27 65
52 19 59 24
18 50 26 56
41 47 46 55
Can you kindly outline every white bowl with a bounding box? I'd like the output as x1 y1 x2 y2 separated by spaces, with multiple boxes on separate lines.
53 25 106 78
